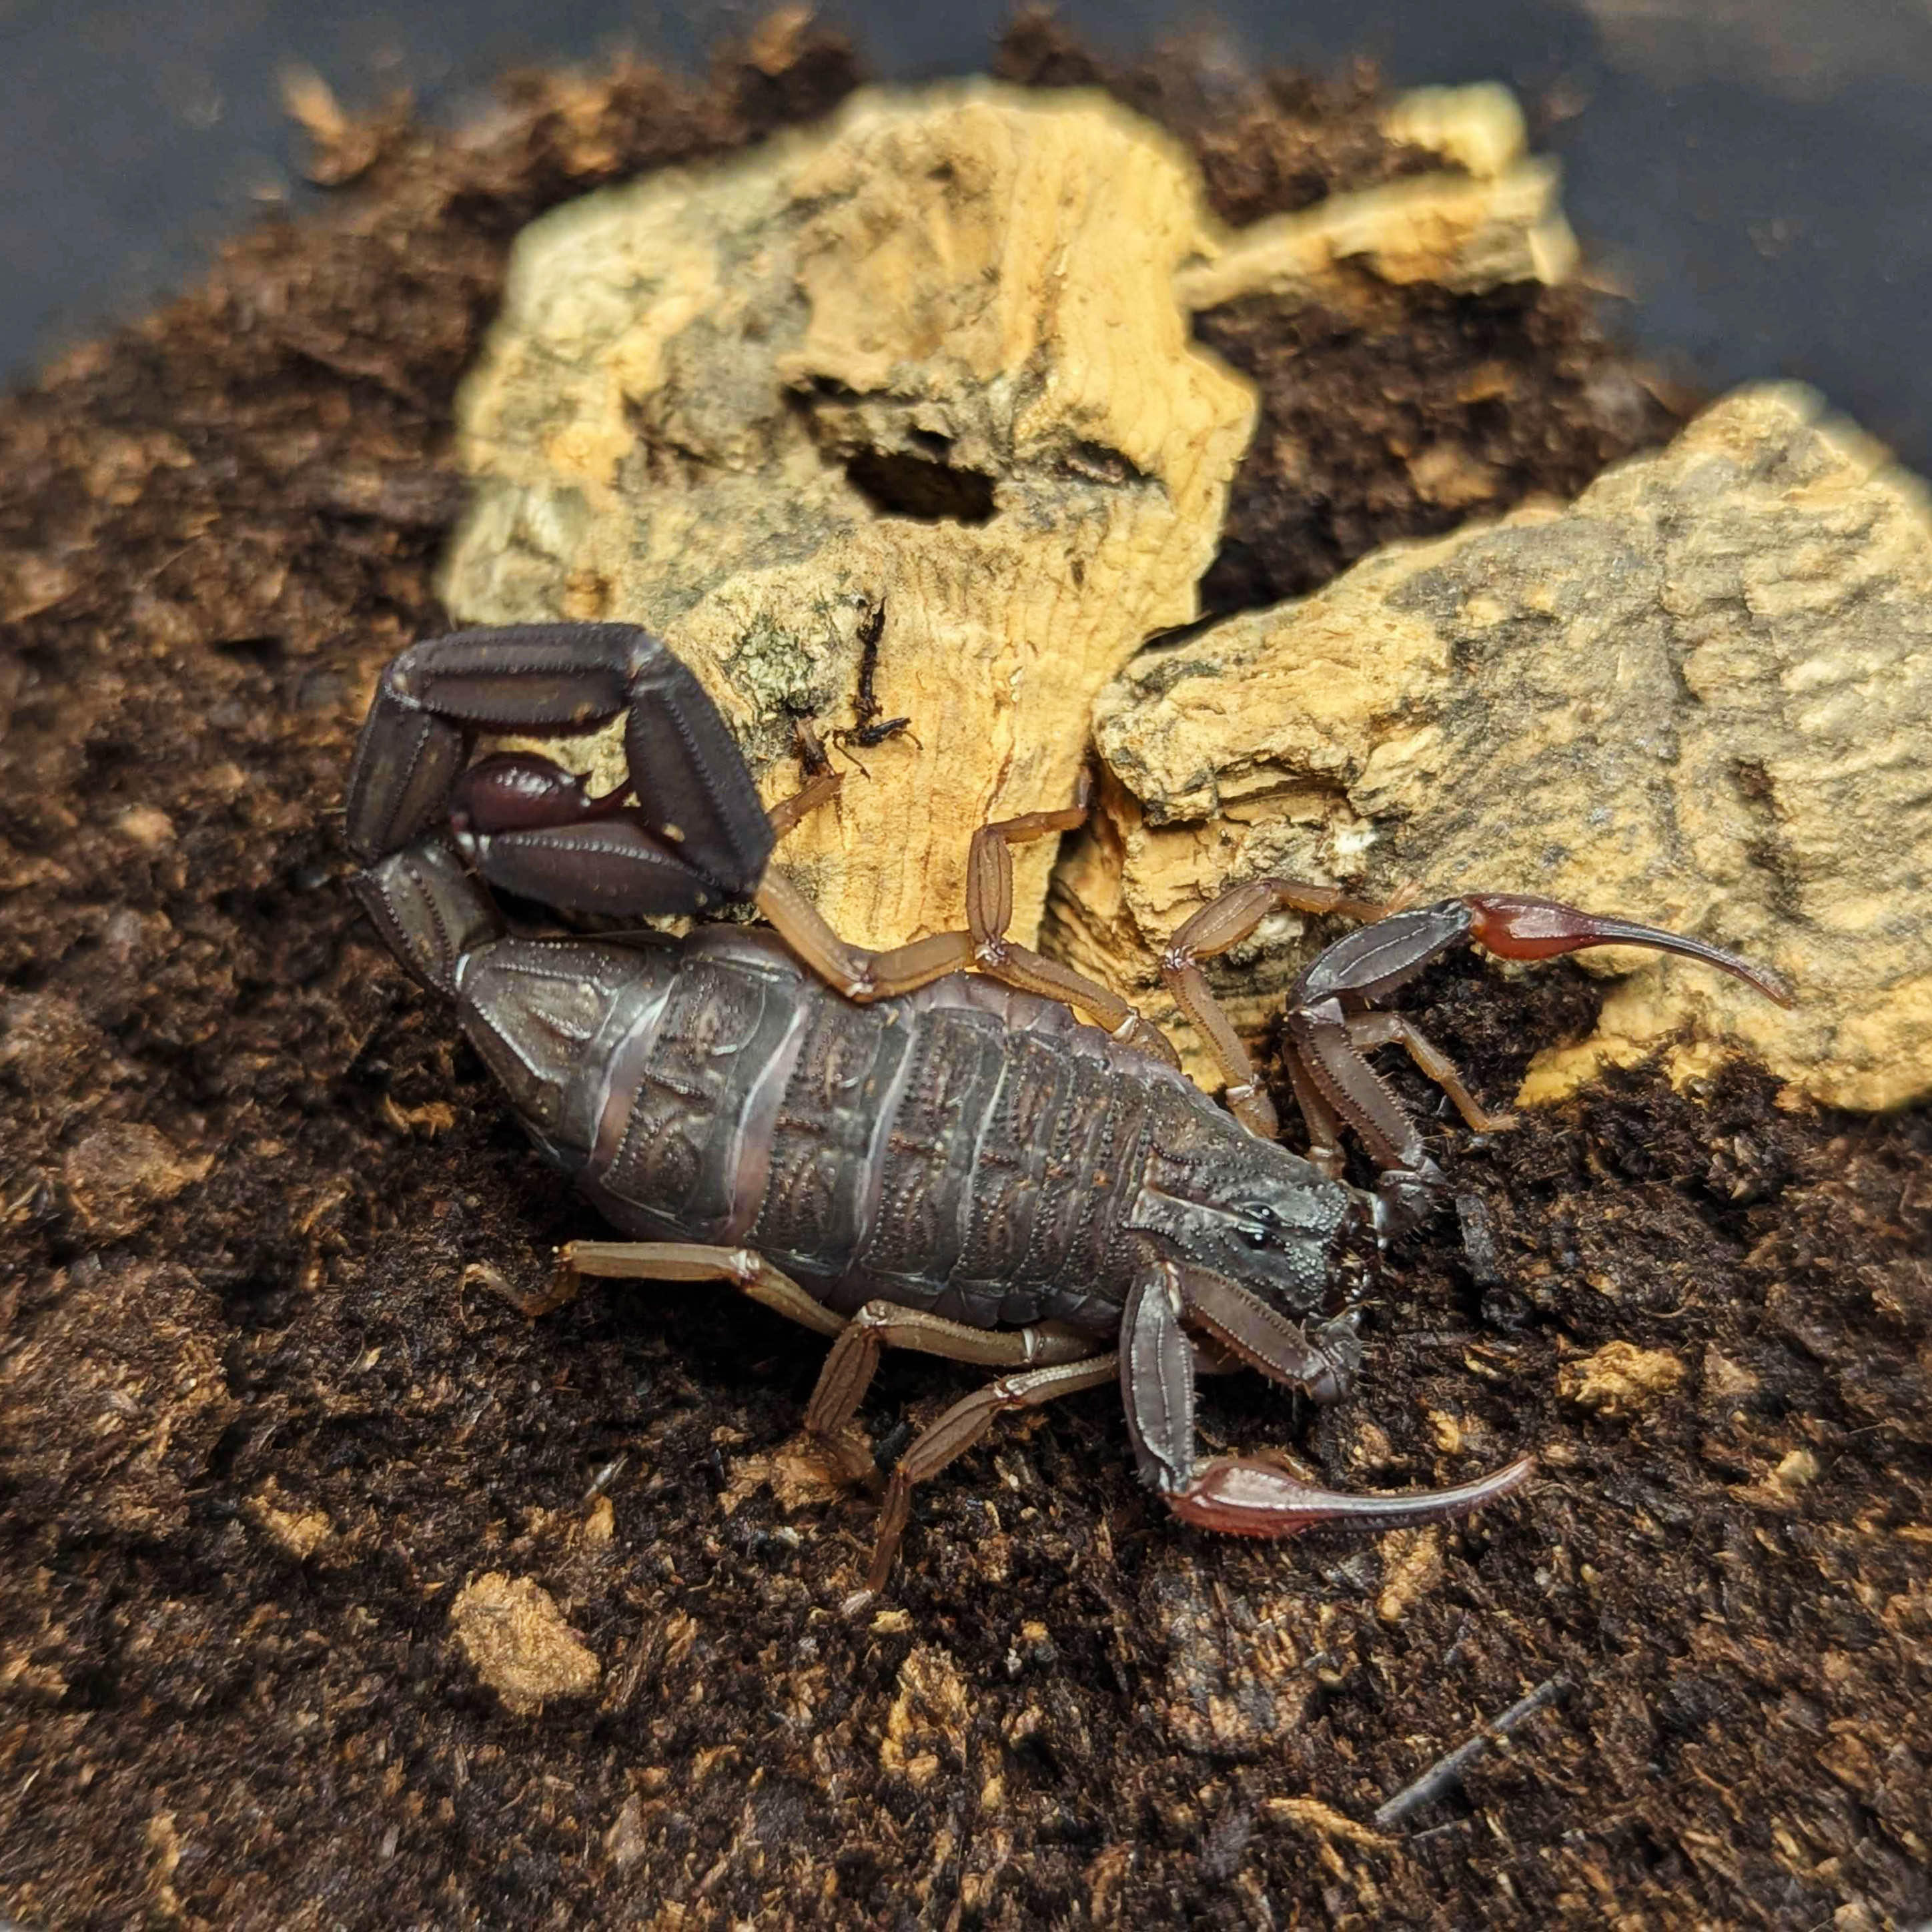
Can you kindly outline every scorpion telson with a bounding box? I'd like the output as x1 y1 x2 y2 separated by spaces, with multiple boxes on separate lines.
347 622 1793 1589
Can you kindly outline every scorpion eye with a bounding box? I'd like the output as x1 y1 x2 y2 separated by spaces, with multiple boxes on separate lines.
1236 1204 1283 1249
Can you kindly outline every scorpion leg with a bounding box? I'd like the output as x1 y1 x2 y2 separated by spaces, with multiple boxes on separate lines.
753 731 982 998
1158 879 1403 1138
346 623 775 913
1344 1013 1518 1133
753 747 973 1000
562 1239 847 1338
765 767 844 843
758 779 1179 1063
864 1355 1118 1592
961 789 1180 1065
1279 891 1793 1208
1121 1261 1532 1539
804 1304 1094 1484
757 871 979 999
1280 1050 1349 1180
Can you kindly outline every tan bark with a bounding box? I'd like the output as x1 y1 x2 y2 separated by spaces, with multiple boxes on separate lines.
1050 386 1932 1111
442 83 1257 950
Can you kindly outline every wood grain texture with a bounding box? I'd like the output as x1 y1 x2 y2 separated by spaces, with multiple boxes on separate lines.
442 83 1257 954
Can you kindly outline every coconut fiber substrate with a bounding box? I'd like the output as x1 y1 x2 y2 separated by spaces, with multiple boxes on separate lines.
1 19 1927 1929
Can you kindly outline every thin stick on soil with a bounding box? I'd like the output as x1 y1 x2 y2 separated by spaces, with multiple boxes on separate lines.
1372 1676 1568 1831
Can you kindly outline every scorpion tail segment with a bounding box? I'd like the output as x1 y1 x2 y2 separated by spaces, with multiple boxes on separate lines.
352 839 504 1000
1462 893 1794 1007
346 624 641 862
345 688 468 863
620 634 774 901
464 821 741 919
1164 1452 1536 1539
350 625 775 901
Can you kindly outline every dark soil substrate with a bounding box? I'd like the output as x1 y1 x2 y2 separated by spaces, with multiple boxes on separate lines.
3 19 1927 1929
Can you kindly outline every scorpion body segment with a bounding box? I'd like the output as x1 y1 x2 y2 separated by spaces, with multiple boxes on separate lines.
349 624 1792 1588
372 839 1374 1344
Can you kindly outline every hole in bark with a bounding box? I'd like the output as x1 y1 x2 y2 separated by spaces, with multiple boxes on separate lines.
214 634 288 671
843 448 997 525
1062 440 1145 486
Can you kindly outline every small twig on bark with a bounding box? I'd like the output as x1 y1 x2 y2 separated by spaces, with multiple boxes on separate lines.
1372 1676 1568 1831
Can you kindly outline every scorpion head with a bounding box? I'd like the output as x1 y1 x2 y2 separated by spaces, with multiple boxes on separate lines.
1128 1089 1380 1336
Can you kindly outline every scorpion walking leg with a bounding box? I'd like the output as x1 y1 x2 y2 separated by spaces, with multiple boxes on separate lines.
961 795 1179 1065
765 767 843 842
1344 1013 1518 1134
757 871 979 999
1158 879 1400 1138
804 1305 1094 1482
1280 1050 1348 1180
755 747 982 995
759 782 1179 1064
563 1240 847 1338
865 1355 1119 1592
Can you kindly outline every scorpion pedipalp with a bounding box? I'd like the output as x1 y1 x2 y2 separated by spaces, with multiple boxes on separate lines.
1158 873 1792 1212
1163 1451 1536 1539
1460 891 1795 1006
1120 1262 1530 1543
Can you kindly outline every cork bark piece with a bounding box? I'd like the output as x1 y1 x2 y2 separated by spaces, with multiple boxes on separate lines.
1051 386 1932 1111
1177 81 1578 315
442 83 1256 951
1174 156 1575 314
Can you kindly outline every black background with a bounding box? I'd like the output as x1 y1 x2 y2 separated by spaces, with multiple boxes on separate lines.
7 0 1932 474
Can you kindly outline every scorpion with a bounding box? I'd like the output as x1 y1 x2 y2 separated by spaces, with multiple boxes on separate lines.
346 622 1793 1590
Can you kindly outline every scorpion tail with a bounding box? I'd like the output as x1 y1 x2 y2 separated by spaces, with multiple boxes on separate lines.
1163 1451 1534 1539
352 837 504 1001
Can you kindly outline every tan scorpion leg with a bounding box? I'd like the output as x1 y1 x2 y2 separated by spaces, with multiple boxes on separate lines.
563 1244 1107 1584
564 1240 847 1336
755 771 1179 1065
863 1354 1119 1591
804 1304 1094 1483
1344 1013 1519 1135
1158 879 1402 1140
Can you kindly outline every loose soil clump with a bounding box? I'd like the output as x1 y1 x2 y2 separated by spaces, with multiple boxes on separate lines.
3 19 1927 1928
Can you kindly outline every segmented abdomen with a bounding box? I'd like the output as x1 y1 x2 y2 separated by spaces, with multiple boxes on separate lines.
582 931 1171 1336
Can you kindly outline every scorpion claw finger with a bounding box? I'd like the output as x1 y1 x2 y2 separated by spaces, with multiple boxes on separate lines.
1163 1453 1534 1538
1460 893 1793 1007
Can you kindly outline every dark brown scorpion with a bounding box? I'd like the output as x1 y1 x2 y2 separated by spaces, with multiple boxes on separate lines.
346 622 1793 1589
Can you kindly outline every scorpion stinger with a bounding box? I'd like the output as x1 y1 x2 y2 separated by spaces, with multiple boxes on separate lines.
346 622 775 917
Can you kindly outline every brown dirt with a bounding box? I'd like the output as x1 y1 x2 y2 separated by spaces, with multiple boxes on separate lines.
3 18 1927 1929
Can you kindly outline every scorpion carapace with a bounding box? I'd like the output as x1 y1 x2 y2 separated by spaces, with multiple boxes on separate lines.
347 623 1793 1589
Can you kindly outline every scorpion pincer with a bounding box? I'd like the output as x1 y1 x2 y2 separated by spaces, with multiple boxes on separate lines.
346 622 1794 1590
